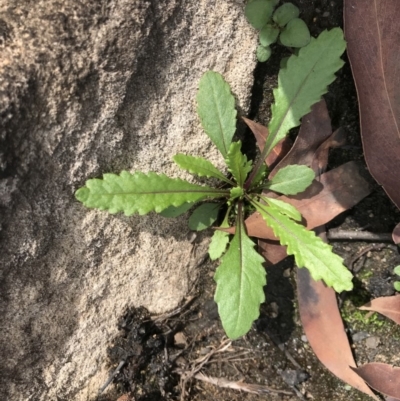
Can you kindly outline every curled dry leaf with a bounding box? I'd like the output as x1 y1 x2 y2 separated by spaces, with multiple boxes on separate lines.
242 117 292 168
269 99 337 177
345 0 400 210
359 295 400 325
351 363 400 399
392 222 400 245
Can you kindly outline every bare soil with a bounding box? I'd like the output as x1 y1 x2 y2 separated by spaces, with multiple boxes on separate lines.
94 1 400 400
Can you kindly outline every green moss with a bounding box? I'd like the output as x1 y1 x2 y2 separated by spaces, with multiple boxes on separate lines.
341 298 400 339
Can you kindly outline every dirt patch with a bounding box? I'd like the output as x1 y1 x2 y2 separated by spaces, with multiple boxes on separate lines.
93 1 400 400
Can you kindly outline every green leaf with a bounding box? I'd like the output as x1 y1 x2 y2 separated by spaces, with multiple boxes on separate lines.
280 18 311 48
265 28 346 156
250 164 268 188
159 202 193 218
245 0 274 29
266 165 315 195
254 201 353 292
230 186 244 200
273 3 299 27
188 202 221 231
214 219 266 339
263 196 301 221
75 171 228 216
225 141 253 187
260 24 280 47
280 56 289 69
173 153 233 184
197 71 237 157
394 281 400 292
394 265 400 276
209 229 230 261
256 44 272 62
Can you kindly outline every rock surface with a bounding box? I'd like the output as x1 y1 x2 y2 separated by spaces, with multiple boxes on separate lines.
0 0 256 400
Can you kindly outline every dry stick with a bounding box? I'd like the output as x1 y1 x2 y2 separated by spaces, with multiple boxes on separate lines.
327 230 393 242
98 359 126 395
178 339 232 401
152 295 197 323
193 372 294 396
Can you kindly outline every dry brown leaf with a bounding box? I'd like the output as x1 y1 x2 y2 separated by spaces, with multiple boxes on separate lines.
242 117 292 168
360 295 400 325
297 265 378 400
269 99 336 178
352 363 400 399
345 0 400 210
237 162 372 241
392 223 400 245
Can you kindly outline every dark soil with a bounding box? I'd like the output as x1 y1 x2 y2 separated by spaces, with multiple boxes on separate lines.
94 1 400 401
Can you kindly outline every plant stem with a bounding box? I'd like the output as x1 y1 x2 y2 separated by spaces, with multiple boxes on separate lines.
244 144 271 190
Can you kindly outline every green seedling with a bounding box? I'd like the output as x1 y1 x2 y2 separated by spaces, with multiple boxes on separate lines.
76 28 352 340
245 0 311 62
393 265 400 291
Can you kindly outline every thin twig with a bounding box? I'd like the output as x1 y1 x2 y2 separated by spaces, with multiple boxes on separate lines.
346 244 387 273
98 359 126 395
327 230 393 242
152 295 197 322
193 372 294 396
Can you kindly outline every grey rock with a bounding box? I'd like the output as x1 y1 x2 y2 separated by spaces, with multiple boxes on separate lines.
0 1 256 400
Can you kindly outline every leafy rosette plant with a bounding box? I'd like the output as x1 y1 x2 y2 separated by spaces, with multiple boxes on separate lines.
76 28 352 340
245 0 311 62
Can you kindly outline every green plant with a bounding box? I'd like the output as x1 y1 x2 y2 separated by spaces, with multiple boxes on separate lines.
76 28 352 340
245 0 311 62
393 265 400 291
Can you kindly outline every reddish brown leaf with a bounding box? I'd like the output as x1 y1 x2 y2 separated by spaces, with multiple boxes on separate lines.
312 128 346 175
352 363 400 399
359 295 400 325
270 99 336 178
345 0 400 210
241 161 372 241
297 264 378 400
242 117 292 168
392 223 400 245
258 239 288 266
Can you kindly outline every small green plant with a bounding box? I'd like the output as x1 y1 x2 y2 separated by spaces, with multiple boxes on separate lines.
393 265 400 291
76 28 352 340
245 0 311 62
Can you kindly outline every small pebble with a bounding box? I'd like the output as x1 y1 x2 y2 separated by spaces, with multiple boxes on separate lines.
283 268 291 278
365 336 380 349
352 331 369 342
301 335 308 343
322 11 330 17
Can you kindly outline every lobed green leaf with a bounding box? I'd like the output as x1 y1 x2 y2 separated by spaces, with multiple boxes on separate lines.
75 171 228 216
265 28 346 156
262 196 302 221
214 219 266 339
266 164 315 195
197 71 237 157
209 229 230 261
173 153 232 184
254 201 353 293
225 141 253 187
